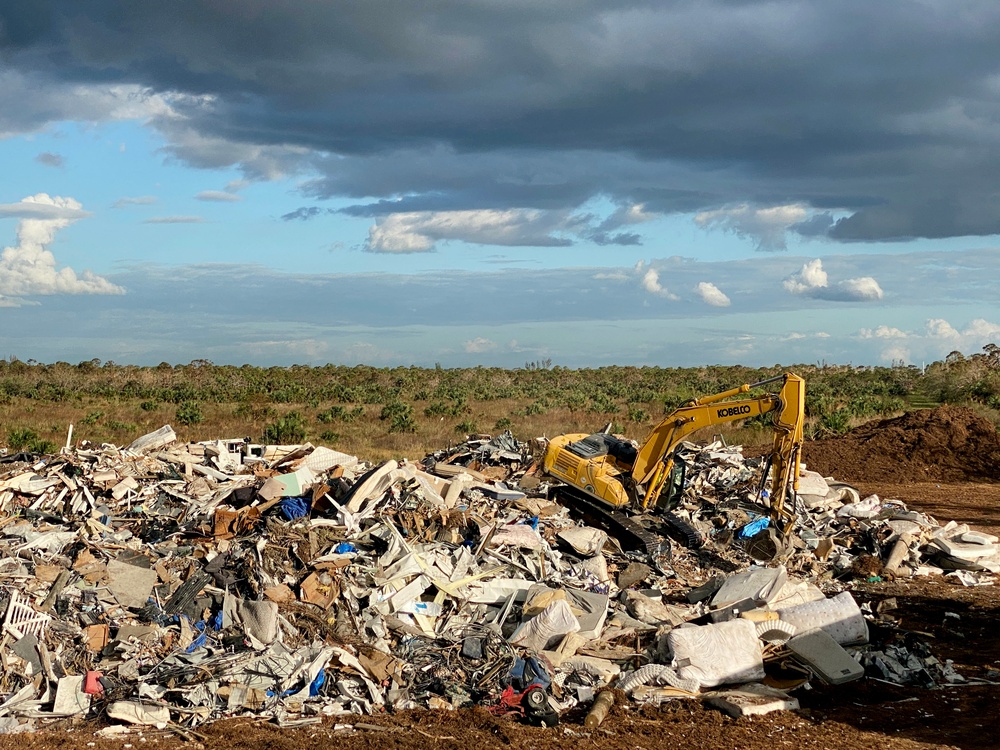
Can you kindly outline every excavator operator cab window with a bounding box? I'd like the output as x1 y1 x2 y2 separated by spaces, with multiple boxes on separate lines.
662 458 687 511
566 433 639 468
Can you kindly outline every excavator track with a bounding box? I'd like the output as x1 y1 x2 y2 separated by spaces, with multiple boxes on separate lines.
662 511 704 550
554 486 703 557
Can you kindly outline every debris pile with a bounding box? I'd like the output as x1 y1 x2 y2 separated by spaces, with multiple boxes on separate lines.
666 439 1000 579
0 426 991 735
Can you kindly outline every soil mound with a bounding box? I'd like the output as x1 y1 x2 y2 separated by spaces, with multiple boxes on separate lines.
802 405 1000 484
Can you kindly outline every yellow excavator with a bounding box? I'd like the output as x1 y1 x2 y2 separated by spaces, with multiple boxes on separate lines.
543 372 805 558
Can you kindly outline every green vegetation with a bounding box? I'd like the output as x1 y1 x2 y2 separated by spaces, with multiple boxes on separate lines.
0 346 998 459
6 427 57 454
175 401 204 426
263 411 307 444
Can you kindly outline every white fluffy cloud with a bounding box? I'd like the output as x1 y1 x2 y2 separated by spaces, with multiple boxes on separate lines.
0 194 124 305
783 258 827 294
859 325 908 339
925 318 961 339
784 259 883 301
593 271 628 281
366 209 575 253
963 319 1000 340
695 281 731 307
640 267 679 300
861 317 1000 365
695 203 810 251
464 336 498 354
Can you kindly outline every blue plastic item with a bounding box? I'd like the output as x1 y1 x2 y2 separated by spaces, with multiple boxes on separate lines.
309 669 326 696
737 517 770 539
279 496 312 520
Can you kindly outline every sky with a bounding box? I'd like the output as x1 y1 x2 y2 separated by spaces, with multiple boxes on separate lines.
2 1 1000 369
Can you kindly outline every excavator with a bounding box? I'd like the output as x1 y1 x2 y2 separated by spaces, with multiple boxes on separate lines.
543 372 805 560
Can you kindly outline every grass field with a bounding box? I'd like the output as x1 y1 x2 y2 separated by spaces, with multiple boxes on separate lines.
0 354 997 460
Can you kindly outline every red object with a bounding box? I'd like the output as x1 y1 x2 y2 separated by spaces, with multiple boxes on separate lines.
488 685 526 716
84 671 104 694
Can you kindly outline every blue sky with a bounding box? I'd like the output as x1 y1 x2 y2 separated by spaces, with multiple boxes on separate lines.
3 1 1000 368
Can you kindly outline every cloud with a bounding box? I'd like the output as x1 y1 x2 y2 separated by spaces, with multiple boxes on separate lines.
695 281 730 307
586 202 657 245
879 345 911 364
0 71 174 137
0 196 91 221
463 337 498 354
1 250 997 368
0 194 124 305
860 317 1000 365
12 5 1000 242
142 215 206 224
784 259 883 301
640 267 679 300
195 190 242 202
963 318 1000 340
243 339 330 360
859 325 908 339
112 196 158 208
695 204 810 251
282 206 329 222
35 152 64 168
365 209 575 253
925 318 961 339
838 276 884 300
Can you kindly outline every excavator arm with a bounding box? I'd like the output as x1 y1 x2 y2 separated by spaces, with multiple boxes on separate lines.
634 373 805 526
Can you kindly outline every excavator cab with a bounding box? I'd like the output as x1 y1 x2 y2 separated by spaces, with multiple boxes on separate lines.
565 433 638 469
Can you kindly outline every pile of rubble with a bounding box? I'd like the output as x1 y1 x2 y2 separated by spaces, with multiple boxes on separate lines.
0 427 991 735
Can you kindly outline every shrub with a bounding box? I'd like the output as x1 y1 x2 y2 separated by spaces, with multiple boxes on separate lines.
494 417 513 431
820 408 852 435
6 427 56 454
318 405 364 423
379 401 416 433
455 419 478 435
522 401 547 416
7 427 38 451
588 394 617 414
176 401 204 426
139 400 159 411
80 411 104 425
263 411 307 443
234 402 277 421
626 406 649 423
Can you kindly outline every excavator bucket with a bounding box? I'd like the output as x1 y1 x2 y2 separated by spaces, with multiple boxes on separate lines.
744 526 790 562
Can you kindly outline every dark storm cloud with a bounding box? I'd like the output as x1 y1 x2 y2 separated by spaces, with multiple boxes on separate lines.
5 1 1000 241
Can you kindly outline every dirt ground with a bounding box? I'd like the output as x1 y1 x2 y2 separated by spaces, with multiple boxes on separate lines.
10 407 1000 750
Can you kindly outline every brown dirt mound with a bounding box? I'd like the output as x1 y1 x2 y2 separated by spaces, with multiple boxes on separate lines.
803 405 1000 484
